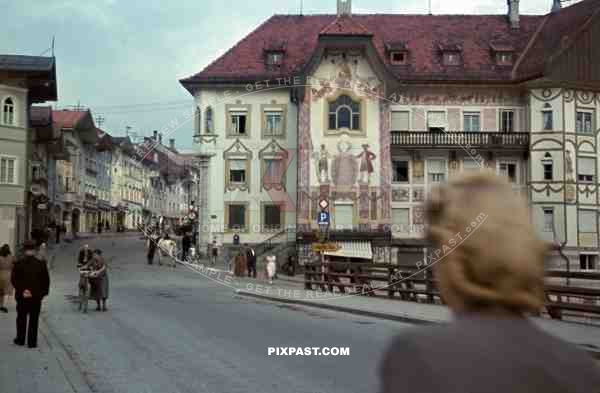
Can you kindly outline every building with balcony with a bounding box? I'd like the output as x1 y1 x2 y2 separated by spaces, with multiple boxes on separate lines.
0 54 56 250
96 129 113 230
181 0 600 267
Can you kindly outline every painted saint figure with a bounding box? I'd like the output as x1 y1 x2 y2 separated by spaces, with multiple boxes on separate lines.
356 144 377 184
313 144 330 183
565 150 574 182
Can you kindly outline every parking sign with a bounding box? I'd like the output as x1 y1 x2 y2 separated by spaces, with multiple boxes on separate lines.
317 211 330 225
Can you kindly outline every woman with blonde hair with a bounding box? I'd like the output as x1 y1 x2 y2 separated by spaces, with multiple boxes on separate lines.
379 172 600 393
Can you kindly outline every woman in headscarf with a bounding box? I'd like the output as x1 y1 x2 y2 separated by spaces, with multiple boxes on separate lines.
379 172 600 393
0 244 14 313
89 249 109 311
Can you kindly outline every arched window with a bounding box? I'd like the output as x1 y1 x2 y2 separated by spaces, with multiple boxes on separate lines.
328 95 360 130
194 107 201 135
205 107 214 134
542 153 553 181
3 97 14 125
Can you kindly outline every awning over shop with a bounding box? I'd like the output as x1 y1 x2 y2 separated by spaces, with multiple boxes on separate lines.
323 241 373 260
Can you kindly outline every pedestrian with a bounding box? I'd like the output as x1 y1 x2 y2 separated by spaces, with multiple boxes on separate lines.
146 233 158 265
77 244 93 268
10 240 50 348
0 244 15 313
378 172 600 393
97 221 102 234
265 255 276 285
55 221 61 244
37 243 48 265
181 232 192 262
223 246 231 272
210 239 219 266
234 250 247 277
245 243 256 278
88 249 109 311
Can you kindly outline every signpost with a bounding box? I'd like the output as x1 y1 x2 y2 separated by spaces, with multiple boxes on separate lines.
313 198 340 256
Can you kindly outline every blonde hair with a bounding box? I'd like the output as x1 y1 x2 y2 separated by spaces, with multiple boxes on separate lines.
426 172 547 314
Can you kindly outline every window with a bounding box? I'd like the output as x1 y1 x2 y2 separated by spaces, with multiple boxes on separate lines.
263 205 281 228
543 208 554 232
392 208 410 229
229 159 246 183
576 111 593 134
542 111 553 131
464 112 481 132
498 161 517 183
264 111 283 136
228 204 246 229
266 52 283 66
334 203 354 229
427 111 446 132
390 111 409 131
2 98 14 125
496 52 513 65
329 95 360 130
390 51 407 65
391 160 409 183
443 52 461 65
230 112 247 135
577 157 595 183
0 156 16 184
500 110 514 133
543 161 553 180
264 159 282 178
205 107 214 133
579 255 597 270
427 159 446 183
578 210 596 233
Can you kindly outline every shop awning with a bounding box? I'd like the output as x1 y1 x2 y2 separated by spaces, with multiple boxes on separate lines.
323 241 373 260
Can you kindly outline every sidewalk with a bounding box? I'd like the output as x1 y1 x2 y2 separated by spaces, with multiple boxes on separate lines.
0 303 92 393
234 278 600 359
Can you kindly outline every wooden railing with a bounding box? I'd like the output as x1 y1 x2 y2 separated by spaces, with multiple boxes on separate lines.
304 261 600 321
390 131 529 148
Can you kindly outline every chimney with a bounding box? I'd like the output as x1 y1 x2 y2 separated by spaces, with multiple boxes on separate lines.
153 130 158 140
551 0 561 12
337 0 351 17
169 138 175 150
507 0 520 29
159 133 163 144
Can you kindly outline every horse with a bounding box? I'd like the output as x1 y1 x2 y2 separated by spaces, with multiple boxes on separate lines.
157 238 178 267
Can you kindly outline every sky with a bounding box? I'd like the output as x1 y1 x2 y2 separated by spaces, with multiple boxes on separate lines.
1 0 567 149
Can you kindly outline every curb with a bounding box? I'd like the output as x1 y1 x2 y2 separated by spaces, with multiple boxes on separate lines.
39 316 94 393
235 289 440 325
235 290 600 360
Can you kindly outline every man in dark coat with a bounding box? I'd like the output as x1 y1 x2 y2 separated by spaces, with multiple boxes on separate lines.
245 244 257 278
181 232 192 262
11 240 50 348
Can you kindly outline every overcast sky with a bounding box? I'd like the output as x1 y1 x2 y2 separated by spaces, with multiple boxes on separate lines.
1 0 562 148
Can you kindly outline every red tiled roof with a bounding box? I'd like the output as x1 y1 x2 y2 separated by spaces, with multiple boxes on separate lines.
181 2 600 85
181 14 545 84
514 0 600 79
319 15 372 36
52 110 90 129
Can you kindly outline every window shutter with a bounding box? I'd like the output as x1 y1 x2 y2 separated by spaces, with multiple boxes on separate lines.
230 159 246 170
578 210 596 233
427 111 446 128
391 111 409 131
577 157 595 176
392 208 409 226
334 204 354 229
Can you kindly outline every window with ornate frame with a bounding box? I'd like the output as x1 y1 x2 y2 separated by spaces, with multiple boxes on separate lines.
205 107 214 134
2 97 15 125
327 94 363 135
261 104 286 138
262 202 283 231
225 104 251 138
225 202 249 232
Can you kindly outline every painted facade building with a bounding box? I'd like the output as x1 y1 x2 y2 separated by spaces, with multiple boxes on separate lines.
0 55 56 250
181 0 600 267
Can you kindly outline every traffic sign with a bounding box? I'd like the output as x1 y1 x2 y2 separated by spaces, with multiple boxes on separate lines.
319 199 329 210
317 211 330 225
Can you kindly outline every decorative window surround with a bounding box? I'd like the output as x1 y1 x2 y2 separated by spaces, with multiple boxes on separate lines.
261 103 287 139
497 159 519 183
324 91 366 137
223 139 253 192
225 104 252 138
224 202 250 233
0 155 18 185
259 139 288 191
261 202 284 231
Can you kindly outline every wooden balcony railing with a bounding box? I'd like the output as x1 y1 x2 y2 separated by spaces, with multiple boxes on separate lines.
391 131 529 149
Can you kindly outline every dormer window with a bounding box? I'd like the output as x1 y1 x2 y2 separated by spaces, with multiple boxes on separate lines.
490 42 515 66
390 51 407 65
266 52 283 66
443 52 461 66
496 52 514 65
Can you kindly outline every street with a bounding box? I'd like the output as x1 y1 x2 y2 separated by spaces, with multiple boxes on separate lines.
14 236 410 393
